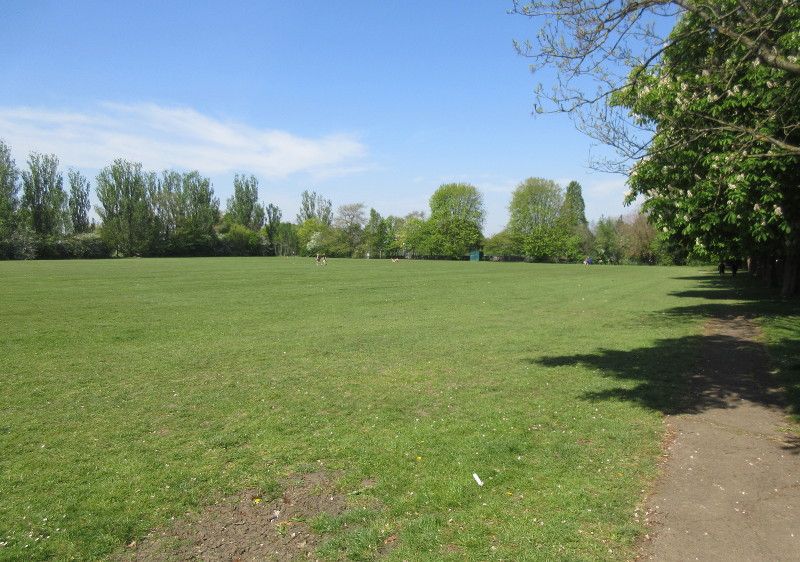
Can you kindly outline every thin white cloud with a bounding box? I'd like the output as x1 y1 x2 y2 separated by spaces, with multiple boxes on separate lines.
583 177 633 220
0 103 369 178
586 177 627 197
476 179 516 194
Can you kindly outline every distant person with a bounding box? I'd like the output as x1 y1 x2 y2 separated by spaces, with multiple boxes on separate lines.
731 262 738 276
315 253 320 266
718 262 725 276
322 253 327 266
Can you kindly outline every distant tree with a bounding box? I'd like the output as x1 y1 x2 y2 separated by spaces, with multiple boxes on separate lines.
382 215 406 256
616 211 665 265
429 183 486 227
561 181 587 228
428 183 485 258
181 172 219 235
296 190 333 226
95 159 153 256
176 171 219 255
618 212 648 264
67 169 92 234
136 170 165 254
297 217 334 256
273 222 298 256
507 177 565 260
226 174 264 231
153 170 183 238
21 152 67 236
223 223 261 256
363 208 389 257
145 170 219 255
592 216 624 264
428 217 482 259
333 202 367 256
396 211 432 258
559 181 592 260
264 203 282 256
0 140 20 240
483 229 516 258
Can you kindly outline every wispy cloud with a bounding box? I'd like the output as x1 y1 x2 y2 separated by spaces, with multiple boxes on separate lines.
586 177 627 197
476 179 517 195
0 103 369 178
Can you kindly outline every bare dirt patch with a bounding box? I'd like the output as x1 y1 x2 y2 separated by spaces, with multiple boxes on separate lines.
638 315 800 561
115 471 372 561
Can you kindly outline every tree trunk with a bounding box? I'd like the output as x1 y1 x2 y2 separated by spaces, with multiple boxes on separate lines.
750 256 774 287
780 231 799 297
781 253 799 297
767 258 776 288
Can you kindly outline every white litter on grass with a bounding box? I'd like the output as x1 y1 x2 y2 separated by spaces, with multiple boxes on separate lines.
473 473 484 486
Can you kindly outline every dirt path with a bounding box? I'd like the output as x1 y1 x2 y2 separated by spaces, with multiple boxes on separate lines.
638 316 800 561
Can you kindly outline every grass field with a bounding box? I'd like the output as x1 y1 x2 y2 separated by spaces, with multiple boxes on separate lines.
1 257 798 561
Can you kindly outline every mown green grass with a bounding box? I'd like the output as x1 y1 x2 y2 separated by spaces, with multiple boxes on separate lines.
1 258 794 560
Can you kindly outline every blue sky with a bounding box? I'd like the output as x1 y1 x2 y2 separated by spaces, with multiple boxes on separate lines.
1 0 632 235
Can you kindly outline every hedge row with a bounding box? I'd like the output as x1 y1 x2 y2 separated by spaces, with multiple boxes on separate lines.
0 232 113 260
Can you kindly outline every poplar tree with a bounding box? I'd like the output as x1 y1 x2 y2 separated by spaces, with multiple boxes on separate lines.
296 190 333 226
0 140 19 239
68 169 92 234
560 181 591 259
264 203 282 255
95 159 152 256
21 152 67 236
226 174 264 231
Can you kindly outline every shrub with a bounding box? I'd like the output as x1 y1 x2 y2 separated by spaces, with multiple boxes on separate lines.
65 233 113 259
9 228 37 260
219 224 264 256
167 230 219 257
0 232 113 260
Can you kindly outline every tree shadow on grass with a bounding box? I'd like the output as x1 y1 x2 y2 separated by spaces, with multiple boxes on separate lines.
529 272 800 452
531 330 798 454
665 274 800 425
531 332 759 416
669 271 777 302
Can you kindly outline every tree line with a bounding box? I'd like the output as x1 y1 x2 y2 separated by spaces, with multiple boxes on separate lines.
0 139 677 263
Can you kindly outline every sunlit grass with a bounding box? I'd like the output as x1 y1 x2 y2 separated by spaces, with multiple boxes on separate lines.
0 257 772 560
